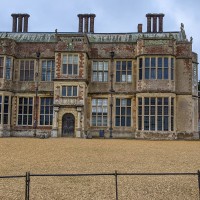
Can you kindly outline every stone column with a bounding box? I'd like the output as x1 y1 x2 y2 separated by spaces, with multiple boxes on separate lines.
11 14 17 32
18 15 23 32
84 15 89 33
23 15 30 32
153 16 157 33
147 16 151 32
76 107 82 137
90 14 96 33
78 14 83 32
51 106 59 137
158 15 164 32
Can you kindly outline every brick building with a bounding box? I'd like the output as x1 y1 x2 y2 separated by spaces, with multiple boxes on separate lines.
0 13 198 139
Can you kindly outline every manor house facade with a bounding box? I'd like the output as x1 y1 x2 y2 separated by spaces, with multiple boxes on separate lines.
0 13 198 139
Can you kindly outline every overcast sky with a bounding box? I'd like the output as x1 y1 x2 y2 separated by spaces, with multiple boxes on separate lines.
0 0 199 78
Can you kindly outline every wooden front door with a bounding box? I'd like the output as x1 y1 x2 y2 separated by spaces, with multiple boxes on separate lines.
62 113 75 137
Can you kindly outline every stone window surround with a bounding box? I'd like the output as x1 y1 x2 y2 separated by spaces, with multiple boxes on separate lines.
61 85 78 97
0 94 11 125
61 53 79 76
115 98 132 127
17 96 33 126
91 60 109 82
41 59 55 81
137 95 175 132
91 98 108 127
39 97 53 126
0 56 13 80
19 59 35 81
115 60 132 83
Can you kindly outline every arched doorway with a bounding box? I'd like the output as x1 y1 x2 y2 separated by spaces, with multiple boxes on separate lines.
62 113 75 137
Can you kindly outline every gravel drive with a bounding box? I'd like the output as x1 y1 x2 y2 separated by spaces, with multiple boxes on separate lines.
0 138 200 199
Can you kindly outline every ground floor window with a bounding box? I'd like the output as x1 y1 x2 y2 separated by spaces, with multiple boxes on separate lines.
138 97 174 131
18 97 33 125
115 98 131 126
40 97 53 125
0 95 10 124
92 99 108 126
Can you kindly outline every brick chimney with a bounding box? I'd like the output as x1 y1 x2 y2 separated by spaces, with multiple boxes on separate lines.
138 24 143 33
78 14 96 33
146 13 164 33
11 13 30 32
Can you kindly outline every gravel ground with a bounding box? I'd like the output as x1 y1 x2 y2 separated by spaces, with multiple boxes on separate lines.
0 138 200 200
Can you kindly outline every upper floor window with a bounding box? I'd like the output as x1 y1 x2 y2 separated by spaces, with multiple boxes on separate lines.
5 58 12 80
42 60 55 81
139 57 174 80
116 61 132 82
20 60 34 81
18 97 33 125
115 98 131 126
92 99 108 126
62 54 78 75
92 61 108 82
0 57 4 78
62 86 78 97
40 97 53 125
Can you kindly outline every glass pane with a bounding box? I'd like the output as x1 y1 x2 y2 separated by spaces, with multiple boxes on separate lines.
151 58 156 67
157 116 162 130
126 116 131 126
158 58 162 67
144 116 149 130
145 58 150 67
150 116 155 130
67 86 72 96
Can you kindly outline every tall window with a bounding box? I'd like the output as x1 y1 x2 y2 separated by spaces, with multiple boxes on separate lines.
0 57 4 78
6 58 12 80
0 96 9 124
139 57 174 80
92 99 108 126
42 60 55 81
62 54 78 75
18 97 33 125
20 60 34 81
40 97 53 125
116 61 132 82
138 97 174 131
92 61 108 82
115 99 131 126
62 86 78 97
3 96 9 124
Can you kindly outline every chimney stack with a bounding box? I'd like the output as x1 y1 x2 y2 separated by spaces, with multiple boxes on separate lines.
146 13 164 33
11 13 30 33
138 24 143 33
78 14 96 33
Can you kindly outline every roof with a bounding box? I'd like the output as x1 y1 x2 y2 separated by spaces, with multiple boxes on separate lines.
0 31 184 43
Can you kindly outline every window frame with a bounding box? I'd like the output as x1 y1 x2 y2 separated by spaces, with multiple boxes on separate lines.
41 60 55 81
116 60 132 83
39 97 53 126
91 98 108 127
138 56 175 81
115 98 131 127
137 97 175 132
20 60 35 81
61 86 78 97
92 61 109 82
17 97 33 126
62 54 79 76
